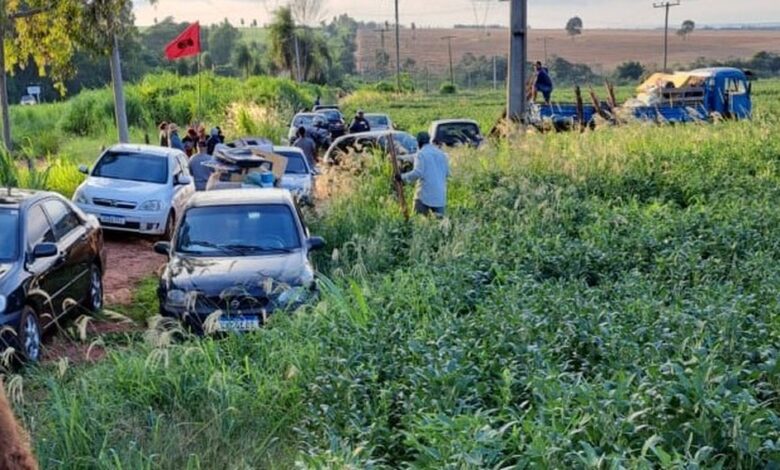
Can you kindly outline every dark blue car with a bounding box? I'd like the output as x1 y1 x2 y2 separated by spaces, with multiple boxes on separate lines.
0 189 106 364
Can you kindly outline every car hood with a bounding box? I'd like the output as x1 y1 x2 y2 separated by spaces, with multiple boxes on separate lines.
281 174 312 189
82 177 167 202
166 252 310 295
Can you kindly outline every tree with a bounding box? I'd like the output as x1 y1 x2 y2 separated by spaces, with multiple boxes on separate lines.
208 19 240 66
268 6 297 79
677 19 695 40
289 0 326 26
233 43 253 78
565 16 583 40
615 61 645 81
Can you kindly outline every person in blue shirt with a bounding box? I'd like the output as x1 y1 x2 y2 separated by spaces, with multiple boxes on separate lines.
396 132 450 216
168 124 185 152
533 61 554 105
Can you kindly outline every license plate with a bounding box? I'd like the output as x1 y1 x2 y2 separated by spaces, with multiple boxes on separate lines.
218 317 261 332
100 215 126 225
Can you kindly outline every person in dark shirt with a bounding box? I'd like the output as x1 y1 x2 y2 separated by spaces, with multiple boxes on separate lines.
293 126 317 168
158 121 169 147
349 110 371 134
533 61 554 105
206 128 221 155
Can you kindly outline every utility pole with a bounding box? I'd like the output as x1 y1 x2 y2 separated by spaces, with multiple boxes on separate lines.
492 56 497 90
394 0 401 92
109 32 129 143
654 0 680 72
441 35 456 87
505 0 527 121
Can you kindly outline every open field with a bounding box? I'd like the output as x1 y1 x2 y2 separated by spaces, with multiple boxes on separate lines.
357 27 780 74
1 79 778 467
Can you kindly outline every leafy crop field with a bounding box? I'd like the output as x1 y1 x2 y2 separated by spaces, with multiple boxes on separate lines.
6 80 780 468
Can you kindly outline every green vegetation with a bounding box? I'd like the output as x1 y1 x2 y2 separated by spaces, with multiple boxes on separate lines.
9 80 780 468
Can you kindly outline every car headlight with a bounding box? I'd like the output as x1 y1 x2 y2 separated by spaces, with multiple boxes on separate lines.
74 190 89 205
139 200 163 211
166 289 187 308
277 286 309 306
0 295 6 314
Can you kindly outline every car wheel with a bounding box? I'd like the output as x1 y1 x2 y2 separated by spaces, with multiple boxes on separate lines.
162 211 176 241
17 306 42 364
84 264 104 312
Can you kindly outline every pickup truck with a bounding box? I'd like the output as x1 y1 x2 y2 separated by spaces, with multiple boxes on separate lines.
531 67 752 130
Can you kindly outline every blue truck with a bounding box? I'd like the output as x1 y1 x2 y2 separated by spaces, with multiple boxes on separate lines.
531 67 753 130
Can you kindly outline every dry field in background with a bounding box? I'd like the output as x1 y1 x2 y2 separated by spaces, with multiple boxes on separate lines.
356 28 780 75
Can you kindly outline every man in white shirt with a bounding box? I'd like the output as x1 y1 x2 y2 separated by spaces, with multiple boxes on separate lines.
397 132 450 216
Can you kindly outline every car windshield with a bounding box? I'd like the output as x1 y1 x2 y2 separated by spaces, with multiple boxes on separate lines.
318 110 342 122
367 115 389 127
0 209 19 260
176 204 301 256
276 151 309 174
293 115 314 127
92 151 169 184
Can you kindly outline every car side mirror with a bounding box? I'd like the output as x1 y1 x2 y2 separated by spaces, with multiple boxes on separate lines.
176 174 192 185
307 236 325 251
78 164 89 175
32 243 58 259
747 82 752 94
154 241 171 256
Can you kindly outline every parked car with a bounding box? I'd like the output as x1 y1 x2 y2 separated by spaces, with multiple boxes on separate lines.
364 113 394 131
73 144 195 239
20 95 37 106
273 146 317 206
0 189 106 363
429 119 483 148
315 109 347 139
287 112 331 150
312 104 340 113
324 131 418 166
154 189 325 333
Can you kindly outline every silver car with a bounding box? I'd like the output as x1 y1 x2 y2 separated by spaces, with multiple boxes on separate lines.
323 131 418 166
273 146 317 206
364 113 394 131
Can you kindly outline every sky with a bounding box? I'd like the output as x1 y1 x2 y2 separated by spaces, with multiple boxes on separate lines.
132 0 780 29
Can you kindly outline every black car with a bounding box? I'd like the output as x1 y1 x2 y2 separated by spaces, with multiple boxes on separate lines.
0 189 106 364
155 188 325 334
315 109 347 139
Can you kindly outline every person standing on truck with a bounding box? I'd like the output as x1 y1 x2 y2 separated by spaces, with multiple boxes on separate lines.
533 61 554 105
396 132 450 216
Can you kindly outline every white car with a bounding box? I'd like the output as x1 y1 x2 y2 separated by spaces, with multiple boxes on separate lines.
20 95 37 106
73 144 195 238
273 146 317 205
364 113 393 131
429 119 483 148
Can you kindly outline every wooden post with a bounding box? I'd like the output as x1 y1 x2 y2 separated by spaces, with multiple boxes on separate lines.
589 87 610 121
386 133 409 220
575 86 585 132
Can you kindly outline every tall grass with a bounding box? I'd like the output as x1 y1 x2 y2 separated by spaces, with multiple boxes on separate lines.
11 80 780 468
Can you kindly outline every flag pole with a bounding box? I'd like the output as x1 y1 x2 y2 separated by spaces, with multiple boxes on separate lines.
197 51 202 123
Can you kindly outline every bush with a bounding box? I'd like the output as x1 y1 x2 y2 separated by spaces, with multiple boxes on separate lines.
439 83 457 95
615 61 645 81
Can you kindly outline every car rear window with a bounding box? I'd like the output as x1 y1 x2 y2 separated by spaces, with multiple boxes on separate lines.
92 151 169 184
367 115 389 127
275 151 309 174
176 204 301 256
0 209 19 260
318 110 342 122
294 115 314 127
435 123 481 145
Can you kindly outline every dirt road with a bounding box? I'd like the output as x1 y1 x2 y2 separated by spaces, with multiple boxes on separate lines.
103 233 164 306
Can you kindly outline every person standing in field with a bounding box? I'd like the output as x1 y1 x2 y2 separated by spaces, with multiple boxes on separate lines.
189 140 214 191
348 110 371 134
533 61 554 105
168 124 185 151
293 126 317 168
396 131 450 216
158 121 169 147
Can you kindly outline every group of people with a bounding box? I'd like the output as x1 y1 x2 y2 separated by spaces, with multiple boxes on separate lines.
158 121 227 191
158 122 225 158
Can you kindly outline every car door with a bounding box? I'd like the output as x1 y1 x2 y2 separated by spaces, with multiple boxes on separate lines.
172 154 194 217
42 198 91 304
24 204 69 324
727 78 751 119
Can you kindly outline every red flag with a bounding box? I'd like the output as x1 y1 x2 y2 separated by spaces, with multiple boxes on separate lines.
165 23 201 60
